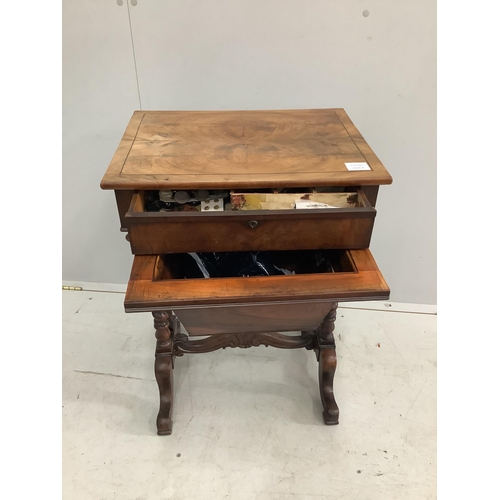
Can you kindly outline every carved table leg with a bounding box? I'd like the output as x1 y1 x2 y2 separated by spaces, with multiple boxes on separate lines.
153 311 174 435
315 303 340 425
301 330 316 350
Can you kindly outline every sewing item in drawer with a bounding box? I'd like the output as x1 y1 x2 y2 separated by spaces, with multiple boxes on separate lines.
230 192 362 211
201 198 224 212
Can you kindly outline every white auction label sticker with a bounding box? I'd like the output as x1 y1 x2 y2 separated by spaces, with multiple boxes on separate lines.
345 162 371 171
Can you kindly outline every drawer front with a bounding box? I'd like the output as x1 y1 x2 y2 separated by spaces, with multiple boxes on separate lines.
124 190 376 254
124 249 390 312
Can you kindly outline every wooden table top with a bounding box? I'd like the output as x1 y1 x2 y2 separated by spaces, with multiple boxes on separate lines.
100 108 392 190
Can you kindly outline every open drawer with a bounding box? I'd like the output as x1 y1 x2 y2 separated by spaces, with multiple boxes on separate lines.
125 248 389 334
125 249 389 336
123 188 377 254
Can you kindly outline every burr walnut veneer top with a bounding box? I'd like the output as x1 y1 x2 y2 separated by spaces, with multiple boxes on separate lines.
101 108 392 190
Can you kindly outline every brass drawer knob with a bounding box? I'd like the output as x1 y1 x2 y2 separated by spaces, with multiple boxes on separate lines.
248 220 259 229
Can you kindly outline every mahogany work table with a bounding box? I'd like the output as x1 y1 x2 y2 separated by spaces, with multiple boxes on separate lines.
101 109 392 435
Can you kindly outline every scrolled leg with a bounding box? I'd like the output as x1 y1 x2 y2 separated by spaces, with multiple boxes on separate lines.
315 303 340 425
155 353 173 435
153 311 174 435
318 348 339 424
301 330 316 350
316 303 338 345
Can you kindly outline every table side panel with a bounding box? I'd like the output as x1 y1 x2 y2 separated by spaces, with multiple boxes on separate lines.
175 301 335 336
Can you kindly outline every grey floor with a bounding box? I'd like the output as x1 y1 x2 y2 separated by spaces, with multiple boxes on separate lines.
62 290 436 500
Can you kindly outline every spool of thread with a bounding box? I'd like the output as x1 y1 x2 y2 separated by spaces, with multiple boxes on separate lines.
158 190 174 202
212 190 228 198
173 191 191 204
193 190 210 201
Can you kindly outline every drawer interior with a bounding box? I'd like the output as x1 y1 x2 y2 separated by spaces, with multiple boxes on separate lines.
154 249 357 281
135 187 370 214
125 249 390 310
230 192 364 211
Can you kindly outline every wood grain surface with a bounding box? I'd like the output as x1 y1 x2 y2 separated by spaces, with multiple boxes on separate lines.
174 302 334 336
101 109 392 190
126 210 376 254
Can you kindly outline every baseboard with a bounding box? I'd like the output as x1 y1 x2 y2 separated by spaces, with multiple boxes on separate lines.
340 301 436 315
62 281 127 293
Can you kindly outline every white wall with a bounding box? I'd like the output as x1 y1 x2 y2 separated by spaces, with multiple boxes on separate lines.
63 0 436 305
62 0 139 284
